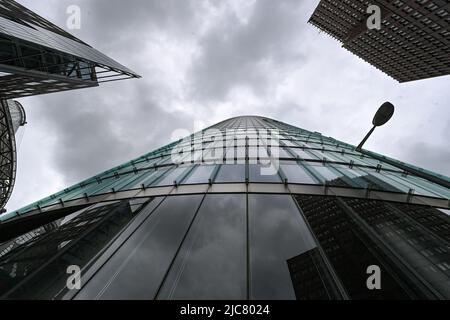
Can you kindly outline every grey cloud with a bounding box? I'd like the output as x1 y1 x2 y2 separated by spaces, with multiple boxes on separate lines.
402 142 450 178
83 0 200 49
38 0 198 39
189 0 310 101
15 0 200 186
36 83 194 184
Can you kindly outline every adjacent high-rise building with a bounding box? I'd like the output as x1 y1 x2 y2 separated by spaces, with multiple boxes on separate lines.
309 0 450 82
0 0 140 99
0 116 448 300
0 0 139 210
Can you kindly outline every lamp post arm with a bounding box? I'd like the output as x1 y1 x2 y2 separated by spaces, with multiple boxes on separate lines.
356 126 376 151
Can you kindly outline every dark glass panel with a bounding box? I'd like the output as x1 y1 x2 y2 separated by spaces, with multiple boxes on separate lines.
248 194 316 300
20 45 42 69
0 200 141 299
75 195 203 300
342 198 450 298
157 194 246 299
294 195 431 299
287 248 344 300
0 38 18 65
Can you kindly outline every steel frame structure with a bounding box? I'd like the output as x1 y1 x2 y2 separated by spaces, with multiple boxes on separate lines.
0 99 17 211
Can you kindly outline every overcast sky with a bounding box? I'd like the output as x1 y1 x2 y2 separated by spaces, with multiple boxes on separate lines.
7 0 449 212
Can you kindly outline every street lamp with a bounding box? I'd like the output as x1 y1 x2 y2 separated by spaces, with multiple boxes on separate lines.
356 102 395 151
355 102 449 189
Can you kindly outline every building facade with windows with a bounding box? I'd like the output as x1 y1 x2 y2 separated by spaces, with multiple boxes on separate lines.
309 0 450 82
0 116 449 300
0 0 140 99
0 0 139 210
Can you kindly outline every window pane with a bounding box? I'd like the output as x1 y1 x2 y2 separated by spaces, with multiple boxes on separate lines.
183 165 215 184
295 195 449 299
291 148 318 160
157 194 246 299
248 194 316 299
125 170 160 189
215 164 245 183
0 201 139 299
150 167 189 187
281 163 315 184
249 164 281 183
310 165 339 182
75 195 203 300
287 247 345 299
278 147 291 158
142 167 170 185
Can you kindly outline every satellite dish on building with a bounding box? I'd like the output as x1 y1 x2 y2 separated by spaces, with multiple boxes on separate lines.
356 102 395 151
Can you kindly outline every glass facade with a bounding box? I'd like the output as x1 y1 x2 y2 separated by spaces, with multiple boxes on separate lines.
0 116 449 300
0 0 139 99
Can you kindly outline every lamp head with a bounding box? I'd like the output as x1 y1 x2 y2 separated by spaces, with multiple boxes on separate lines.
373 102 395 127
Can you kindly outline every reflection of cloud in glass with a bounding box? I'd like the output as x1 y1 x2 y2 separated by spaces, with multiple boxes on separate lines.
77 195 203 300
248 194 316 299
158 194 247 300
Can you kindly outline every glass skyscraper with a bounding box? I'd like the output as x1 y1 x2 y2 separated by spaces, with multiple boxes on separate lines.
0 0 140 99
0 116 449 300
0 0 139 211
